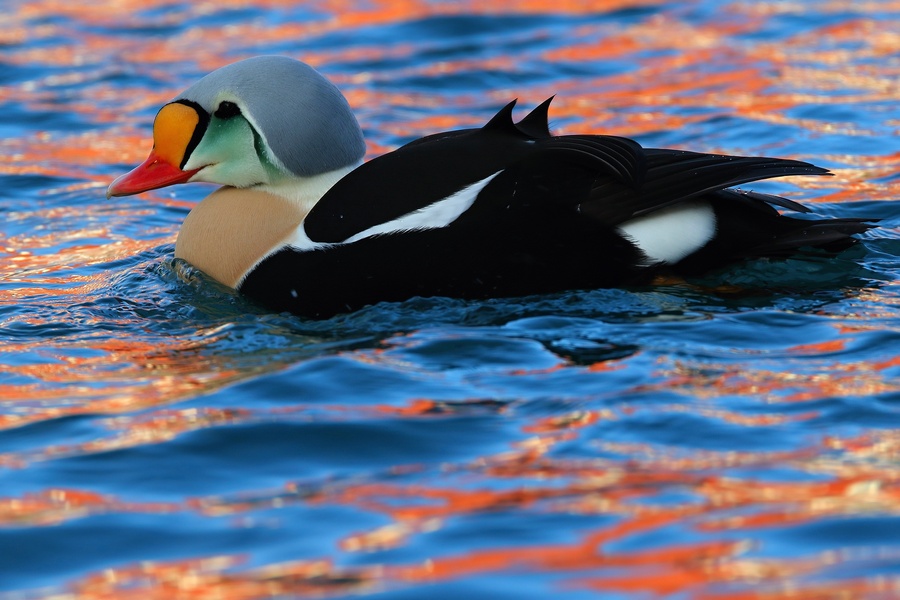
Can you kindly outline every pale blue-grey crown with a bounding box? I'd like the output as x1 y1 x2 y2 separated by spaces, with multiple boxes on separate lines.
175 56 365 177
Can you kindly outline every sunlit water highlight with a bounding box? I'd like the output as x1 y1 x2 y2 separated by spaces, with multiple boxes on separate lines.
2 0 900 598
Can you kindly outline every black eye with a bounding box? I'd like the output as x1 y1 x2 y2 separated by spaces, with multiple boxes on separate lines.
214 101 241 119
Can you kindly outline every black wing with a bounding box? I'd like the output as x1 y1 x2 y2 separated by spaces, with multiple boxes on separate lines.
303 99 645 243
306 97 854 250
578 148 831 225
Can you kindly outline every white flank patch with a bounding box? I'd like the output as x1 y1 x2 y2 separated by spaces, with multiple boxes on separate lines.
343 171 502 243
284 222 332 252
617 201 716 265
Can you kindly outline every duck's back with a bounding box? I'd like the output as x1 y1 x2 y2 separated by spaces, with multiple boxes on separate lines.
237 103 872 317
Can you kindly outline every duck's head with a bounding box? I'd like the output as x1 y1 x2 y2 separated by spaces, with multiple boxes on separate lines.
107 56 366 199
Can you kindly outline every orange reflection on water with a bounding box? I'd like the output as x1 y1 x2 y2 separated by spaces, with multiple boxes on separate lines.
66 554 388 600
0 488 181 527
1 129 162 185
39 549 900 600
0 330 248 441
640 339 900 404
19 422 900 598
2 0 899 598
3 0 668 73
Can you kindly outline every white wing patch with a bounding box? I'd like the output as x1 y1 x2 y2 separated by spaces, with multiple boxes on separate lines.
343 171 502 243
617 201 716 265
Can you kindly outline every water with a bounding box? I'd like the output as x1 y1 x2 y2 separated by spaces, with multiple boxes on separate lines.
2 0 900 597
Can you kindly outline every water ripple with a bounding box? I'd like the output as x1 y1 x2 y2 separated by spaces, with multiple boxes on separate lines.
2 0 900 598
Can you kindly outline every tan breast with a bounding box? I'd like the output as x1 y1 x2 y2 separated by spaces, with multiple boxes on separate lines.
174 186 308 289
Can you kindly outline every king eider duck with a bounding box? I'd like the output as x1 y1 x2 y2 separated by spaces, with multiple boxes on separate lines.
108 56 875 318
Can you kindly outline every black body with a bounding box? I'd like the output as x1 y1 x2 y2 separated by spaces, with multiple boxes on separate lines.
239 100 874 318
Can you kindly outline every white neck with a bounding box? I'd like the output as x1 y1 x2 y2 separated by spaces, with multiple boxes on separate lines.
256 163 360 211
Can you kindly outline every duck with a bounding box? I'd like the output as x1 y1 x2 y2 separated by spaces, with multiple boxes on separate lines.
108 55 875 318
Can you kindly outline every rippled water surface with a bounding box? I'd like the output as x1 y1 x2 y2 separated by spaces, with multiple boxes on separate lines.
2 0 900 597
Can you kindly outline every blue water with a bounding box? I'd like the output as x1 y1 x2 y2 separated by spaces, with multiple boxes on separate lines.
2 0 900 597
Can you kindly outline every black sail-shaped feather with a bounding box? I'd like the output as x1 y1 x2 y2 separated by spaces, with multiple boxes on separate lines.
515 96 555 139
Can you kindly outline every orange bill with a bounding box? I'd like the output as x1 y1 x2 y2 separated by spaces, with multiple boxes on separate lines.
107 102 205 198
